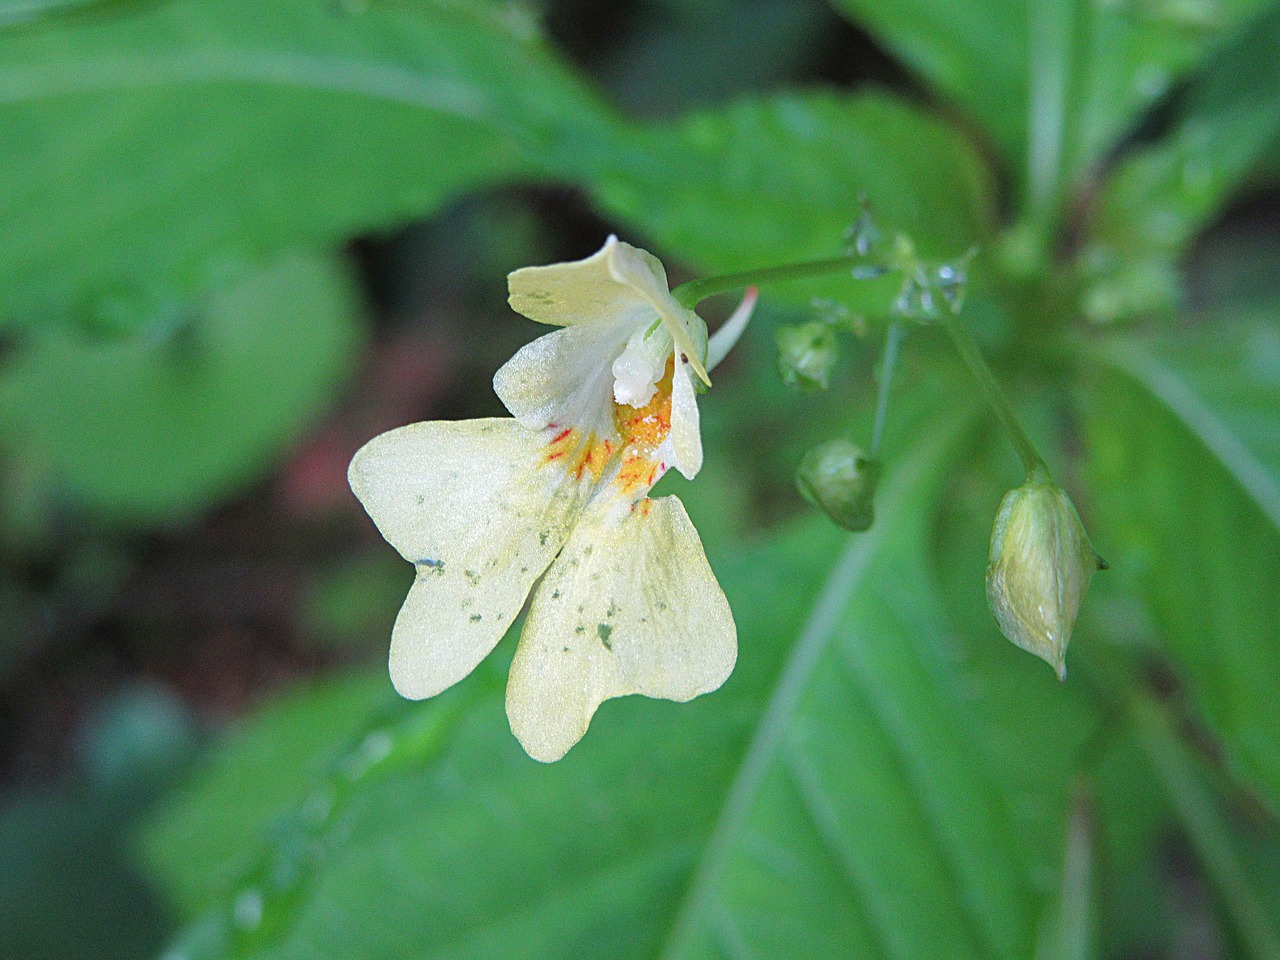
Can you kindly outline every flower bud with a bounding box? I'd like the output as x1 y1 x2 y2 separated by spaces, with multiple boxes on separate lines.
776 322 839 391
985 477 1104 679
795 439 880 532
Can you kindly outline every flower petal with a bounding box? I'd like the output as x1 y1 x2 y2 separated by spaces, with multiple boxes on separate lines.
507 235 656 329
506 493 736 762
605 241 711 386
663 356 703 480
706 287 758 372
348 418 593 699
493 317 633 440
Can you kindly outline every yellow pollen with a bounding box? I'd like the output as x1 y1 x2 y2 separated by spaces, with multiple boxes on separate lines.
613 359 674 453
610 359 674 495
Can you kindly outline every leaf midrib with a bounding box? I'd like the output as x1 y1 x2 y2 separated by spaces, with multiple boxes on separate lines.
0 51 492 116
1097 340 1280 531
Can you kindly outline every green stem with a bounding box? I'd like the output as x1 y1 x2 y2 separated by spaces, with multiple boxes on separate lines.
938 312 1047 479
1035 782 1095 960
870 322 904 457
671 255 878 309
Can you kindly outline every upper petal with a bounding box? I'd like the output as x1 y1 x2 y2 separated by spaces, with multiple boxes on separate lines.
508 236 711 386
507 235 657 330
505 492 736 762
606 241 710 386
348 418 594 699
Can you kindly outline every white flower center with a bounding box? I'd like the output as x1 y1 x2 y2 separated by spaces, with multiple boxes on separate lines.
612 324 671 408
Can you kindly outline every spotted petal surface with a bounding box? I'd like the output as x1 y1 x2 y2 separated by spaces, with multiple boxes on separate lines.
506 493 736 762
507 236 660 329
349 419 593 700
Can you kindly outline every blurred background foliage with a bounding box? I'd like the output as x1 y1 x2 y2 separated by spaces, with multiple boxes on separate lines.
1 0 1278 958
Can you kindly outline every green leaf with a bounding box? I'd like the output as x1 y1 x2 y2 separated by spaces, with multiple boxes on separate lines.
141 377 1101 960
1090 3 1280 263
0 0 132 27
1032 786 1094 960
1090 731 1179 959
590 90 994 302
1126 694 1280 958
0 0 612 332
1081 319 1280 812
660 404 1094 960
582 0 837 115
1 785 171 960
142 672 398 918
0 251 361 522
1088 320 1280 537
827 0 1272 213
142 520 846 959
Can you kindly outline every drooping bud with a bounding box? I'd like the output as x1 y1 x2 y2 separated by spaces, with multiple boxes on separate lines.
795 439 881 532
776 321 839 391
985 476 1105 679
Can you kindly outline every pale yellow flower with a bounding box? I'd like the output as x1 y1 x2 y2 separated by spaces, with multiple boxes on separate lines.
349 237 753 761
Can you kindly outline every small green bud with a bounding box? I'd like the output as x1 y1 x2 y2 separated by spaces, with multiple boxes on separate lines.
796 439 881 532
985 477 1105 679
776 322 839 391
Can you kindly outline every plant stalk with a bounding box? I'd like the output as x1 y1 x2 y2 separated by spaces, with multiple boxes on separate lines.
671 255 879 309
871 322 904 457
939 312 1047 479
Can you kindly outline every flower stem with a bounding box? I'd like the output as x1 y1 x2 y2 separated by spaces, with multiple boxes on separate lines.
671 255 878 310
870 322 904 458
938 312 1048 479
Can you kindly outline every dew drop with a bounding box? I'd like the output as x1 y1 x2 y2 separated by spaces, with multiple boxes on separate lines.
843 202 884 257
301 788 336 827
342 730 394 780
1133 63 1171 100
233 890 264 931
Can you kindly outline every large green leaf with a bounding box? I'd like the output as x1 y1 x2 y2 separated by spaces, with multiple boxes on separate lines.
590 90 994 288
140 375 1101 960
658 404 1094 960
0 251 361 522
0 0 613 332
143 518 848 959
827 0 1272 214
1088 320 1280 541
1090 3 1280 264
1124 695 1280 959
1081 319 1280 812
141 672 397 918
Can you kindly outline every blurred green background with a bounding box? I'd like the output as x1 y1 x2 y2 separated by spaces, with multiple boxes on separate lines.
2 1 1279 958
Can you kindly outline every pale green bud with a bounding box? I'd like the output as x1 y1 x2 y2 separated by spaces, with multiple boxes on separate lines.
985 477 1105 679
796 440 880 532
776 322 839 391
